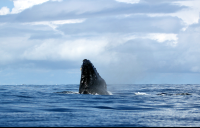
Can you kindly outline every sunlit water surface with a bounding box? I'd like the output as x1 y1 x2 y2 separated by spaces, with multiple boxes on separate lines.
1 84 200 127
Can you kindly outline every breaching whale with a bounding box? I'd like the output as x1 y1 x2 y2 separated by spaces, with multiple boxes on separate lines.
79 59 109 95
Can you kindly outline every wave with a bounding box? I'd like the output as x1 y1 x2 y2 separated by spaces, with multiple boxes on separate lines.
134 92 148 95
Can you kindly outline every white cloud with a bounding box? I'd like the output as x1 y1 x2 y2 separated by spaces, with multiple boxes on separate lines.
124 33 178 47
147 33 178 43
21 38 114 64
23 19 86 35
24 19 86 29
0 35 112 65
0 36 30 65
0 7 10 15
10 0 62 14
115 0 140 4
147 0 200 28
172 0 200 25
147 33 178 47
1 0 200 84
11 0 49 14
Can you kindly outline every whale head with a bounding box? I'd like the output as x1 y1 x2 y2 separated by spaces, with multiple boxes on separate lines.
79 59 109 95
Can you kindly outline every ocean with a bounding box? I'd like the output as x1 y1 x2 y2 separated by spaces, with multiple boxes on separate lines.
0 84 200 127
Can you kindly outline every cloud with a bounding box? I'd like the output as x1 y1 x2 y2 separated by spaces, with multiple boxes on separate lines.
172 0 200 25
0 0 200 84
174 22 200 73
0 0 63 16
115 0 140 4
146 33 178 47
24 19 86 35
56 15 183 35
146 0 200 29
0 0 187 65
0 7 10 15
10 0 63 14
21 38 109 62
11 0 49 14
0 0 186 23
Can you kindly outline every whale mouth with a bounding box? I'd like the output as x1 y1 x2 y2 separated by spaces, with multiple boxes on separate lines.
79 59 97 94
79 59 109 95
81 59 93 68
81 59 98 78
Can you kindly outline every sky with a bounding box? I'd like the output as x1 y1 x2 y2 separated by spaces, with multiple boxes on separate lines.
0 0 200 85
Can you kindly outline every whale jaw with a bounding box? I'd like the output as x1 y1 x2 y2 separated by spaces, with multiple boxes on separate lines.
79 59 109 95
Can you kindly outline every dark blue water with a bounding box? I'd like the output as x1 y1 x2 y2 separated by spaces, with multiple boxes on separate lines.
1 84 200 127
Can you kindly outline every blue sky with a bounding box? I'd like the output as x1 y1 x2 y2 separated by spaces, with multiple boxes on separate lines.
0 0 200 85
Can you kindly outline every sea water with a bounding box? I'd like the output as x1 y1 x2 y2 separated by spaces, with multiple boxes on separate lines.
0 84 200 127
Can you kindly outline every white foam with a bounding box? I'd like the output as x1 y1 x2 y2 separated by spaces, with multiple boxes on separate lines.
108 91 113 95
56 91 79 94
134 92 148 95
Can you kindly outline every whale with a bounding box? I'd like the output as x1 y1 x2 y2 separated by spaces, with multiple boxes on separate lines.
79 59 109 95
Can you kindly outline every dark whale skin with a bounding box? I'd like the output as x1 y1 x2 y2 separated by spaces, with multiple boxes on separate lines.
79 59 109 95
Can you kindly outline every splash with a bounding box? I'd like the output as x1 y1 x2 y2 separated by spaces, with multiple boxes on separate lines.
134 92 148 95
